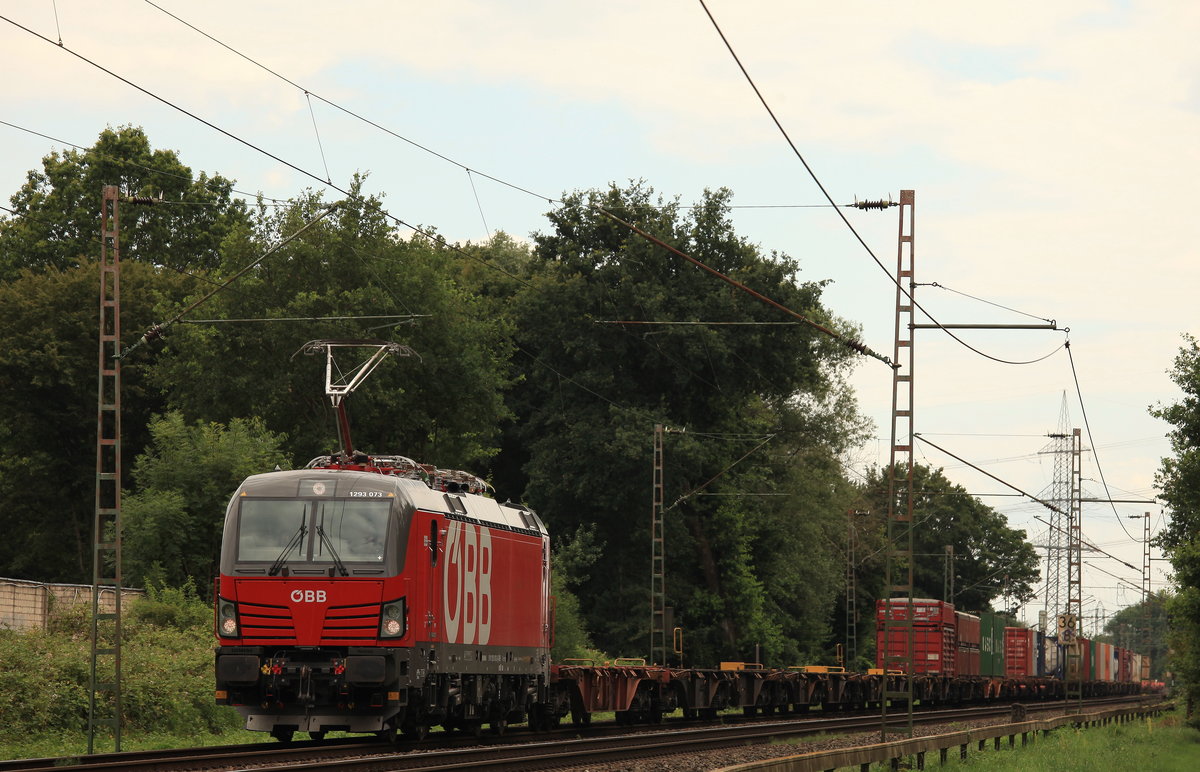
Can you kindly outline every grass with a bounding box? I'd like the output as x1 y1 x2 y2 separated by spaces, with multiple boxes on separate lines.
0 728 266 762
929 710 1200 771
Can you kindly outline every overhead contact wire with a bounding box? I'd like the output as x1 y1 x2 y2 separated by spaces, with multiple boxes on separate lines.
594 205 894 367
139 0 559 205
1066 343 1141 542
0 15 532 294
695 0 1064 368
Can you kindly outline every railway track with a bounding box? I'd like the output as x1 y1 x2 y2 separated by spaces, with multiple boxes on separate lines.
0 696 1154 772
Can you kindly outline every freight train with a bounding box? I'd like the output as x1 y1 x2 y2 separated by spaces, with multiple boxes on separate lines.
874 598 1152 703
212 451 1150 741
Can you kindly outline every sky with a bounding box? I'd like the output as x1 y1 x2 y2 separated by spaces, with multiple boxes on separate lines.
2 0 1197 637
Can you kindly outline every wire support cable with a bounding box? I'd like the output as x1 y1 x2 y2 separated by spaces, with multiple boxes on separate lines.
117 203 340 359
180 314 429 325
0 118 289 205
695 0 1064 368
922 282 1056 325
1066 342 1141 542
138 0 559 205
0 17 533 295
593 205 893 367
914 433 1068 518
665 433 778 511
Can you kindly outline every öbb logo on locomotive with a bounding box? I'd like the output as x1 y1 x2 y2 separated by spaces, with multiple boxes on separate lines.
443 519 492 645
290 589 327 603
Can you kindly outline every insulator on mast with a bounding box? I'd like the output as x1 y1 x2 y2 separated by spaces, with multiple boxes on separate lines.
849 196 896 211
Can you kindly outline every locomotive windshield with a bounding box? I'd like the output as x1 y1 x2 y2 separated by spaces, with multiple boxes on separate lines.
236 498 392 567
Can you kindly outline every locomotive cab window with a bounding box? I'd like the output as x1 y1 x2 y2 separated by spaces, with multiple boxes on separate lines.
234 497 397 570
237 499 311 562
315 499 390 563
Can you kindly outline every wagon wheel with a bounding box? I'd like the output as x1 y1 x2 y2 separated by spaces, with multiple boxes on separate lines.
270 728 294 743
402 720 429 741
308 730 326 741
491 718 508 735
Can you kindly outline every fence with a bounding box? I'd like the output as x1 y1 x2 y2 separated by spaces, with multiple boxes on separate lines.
717 701 1169 772
0 577 144 631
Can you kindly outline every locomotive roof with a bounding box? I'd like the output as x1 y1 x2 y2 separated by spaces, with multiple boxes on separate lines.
234 468 547 536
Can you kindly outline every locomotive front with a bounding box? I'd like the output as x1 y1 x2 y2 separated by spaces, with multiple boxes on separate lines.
214 464 552 740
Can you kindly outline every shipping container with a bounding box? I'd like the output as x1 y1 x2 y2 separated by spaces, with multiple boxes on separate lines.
1118 647 1133 683
1094 641 1116 682
1042 635 1064 679
1005 627 1038 677
955 611 981 677
979 612 1006 677
1140 653 1151 682
875 599 956 675
1066 637 1090 681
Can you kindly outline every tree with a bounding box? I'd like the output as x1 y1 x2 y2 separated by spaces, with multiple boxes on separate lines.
148 182 515 471
0 126 249 278
852 463 1041 616
499 182 868 664
1150 334 1200 715
0 262 199 582
123 412 288 593
1097 591 1170 679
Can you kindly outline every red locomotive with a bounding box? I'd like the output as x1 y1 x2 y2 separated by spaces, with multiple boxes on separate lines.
213 341 553 740
213 454 552 740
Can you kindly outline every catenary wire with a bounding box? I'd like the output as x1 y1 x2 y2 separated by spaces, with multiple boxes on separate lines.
1066 342 1141 543
0 118 289 205
694 0 1067 368
138 0 560 205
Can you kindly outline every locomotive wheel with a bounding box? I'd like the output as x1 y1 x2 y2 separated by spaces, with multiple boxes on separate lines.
491 718 508 735
270 728 294 743
376 725 398 743
464 719 483 738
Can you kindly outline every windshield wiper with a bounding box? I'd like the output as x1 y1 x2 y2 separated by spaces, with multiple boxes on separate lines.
316 525 349 576
268 524 308 576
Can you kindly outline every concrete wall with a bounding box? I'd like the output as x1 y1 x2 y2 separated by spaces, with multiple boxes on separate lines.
1 577 144 631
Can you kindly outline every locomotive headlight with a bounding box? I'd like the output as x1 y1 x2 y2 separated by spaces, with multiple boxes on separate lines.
217 598 239 638
379 599 406 639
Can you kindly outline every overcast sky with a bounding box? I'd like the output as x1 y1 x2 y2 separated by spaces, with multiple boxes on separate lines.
3 1 1197 633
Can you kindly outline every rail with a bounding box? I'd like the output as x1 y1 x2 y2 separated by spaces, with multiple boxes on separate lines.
715 701 1170 772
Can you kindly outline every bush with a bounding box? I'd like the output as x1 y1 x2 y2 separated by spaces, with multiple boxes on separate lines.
0 580 241 743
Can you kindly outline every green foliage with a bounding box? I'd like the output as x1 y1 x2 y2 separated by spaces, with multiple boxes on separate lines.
129 577 214 631
1098 590 1170 677
499 182 867 664
0 261 199 582
0 596 241 746
939 712 1196 770
852 463 1042 616
1152 334 1200 709
0 125 249 278
150 183 514 469
123 411 289 593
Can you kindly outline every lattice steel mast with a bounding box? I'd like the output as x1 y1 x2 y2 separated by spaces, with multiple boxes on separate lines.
881 189 916 739
89 185 123 753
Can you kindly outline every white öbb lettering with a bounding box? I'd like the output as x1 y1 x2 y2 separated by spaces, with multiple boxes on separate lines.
443 520 492 645
290 589 327 603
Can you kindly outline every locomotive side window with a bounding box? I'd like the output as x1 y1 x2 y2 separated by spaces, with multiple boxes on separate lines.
315 499 390 563
429 520 438 566
237 499 312 562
